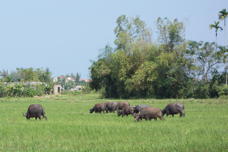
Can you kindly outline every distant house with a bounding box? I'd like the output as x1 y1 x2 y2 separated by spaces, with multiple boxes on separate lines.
54 76 76 83
53 84 63 95
65 77 75 83
58 75 65 79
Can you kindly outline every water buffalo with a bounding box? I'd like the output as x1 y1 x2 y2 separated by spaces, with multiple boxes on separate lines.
117 106 134 117
134 107 163 121
105 102 118 113
90 103 106 113
162 103 185 117
116 102 130 110
133 104 150 113
23 104 47 120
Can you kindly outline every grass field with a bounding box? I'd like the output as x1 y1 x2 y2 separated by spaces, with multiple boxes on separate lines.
0 93 227 152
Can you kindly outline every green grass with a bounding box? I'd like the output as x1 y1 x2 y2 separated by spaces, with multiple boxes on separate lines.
0 93 228 152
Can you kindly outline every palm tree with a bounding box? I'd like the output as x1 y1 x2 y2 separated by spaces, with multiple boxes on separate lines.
210 21 223 38
219 9 228 45
218 9 228 86
210 21 223 51
219 9 228 26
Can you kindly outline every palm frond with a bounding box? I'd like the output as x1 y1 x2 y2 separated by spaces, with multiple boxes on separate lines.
209 24 215 29
219 26 223 30
219 9 228 20
210 21 222 30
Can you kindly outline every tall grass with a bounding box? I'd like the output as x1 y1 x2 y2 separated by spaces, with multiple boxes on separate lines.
0 94 227 152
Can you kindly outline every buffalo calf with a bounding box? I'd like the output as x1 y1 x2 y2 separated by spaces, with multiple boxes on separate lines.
133 104 150 114
117 106 134 117
135 107 163 121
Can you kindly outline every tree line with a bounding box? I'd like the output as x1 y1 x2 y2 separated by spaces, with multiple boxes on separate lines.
0 68 52 83
90 12 228 98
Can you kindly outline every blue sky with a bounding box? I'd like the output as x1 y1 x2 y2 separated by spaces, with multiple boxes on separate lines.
0 0 227 78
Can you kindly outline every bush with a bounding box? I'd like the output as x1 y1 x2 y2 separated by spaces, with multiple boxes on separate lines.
23 87 37 97
0 83 6 97
219 85 228 96
193 83 210 99
0 83 52 97
82 85 92 94
5 84 24 97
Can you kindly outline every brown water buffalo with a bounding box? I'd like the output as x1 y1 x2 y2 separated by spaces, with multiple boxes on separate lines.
90 103 106 113
116 102 130 110
162 103 185 117
23 104 47 120
117 106 134 117
105 102 118 112
133 104 150 113
134 107 163 121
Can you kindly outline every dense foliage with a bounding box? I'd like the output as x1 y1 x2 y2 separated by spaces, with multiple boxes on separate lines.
90 15 228 98
0 68 53 97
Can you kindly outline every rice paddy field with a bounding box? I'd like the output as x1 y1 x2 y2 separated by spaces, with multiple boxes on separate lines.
0 93 227 152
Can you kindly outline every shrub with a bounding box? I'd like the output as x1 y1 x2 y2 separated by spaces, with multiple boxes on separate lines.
193 83 210 98
23 87 37 97
219 85 228 96
0 83 52 97
0 83 6 97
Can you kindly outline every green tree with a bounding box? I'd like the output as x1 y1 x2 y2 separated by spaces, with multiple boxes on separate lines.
218 8 228 43
75 73 81 83
126 61 158 97
98 45 113 59
90 15 192 98
90 15 227 99
156 17 185 52
210 21 223 45
114 15 151 52
0 70 9 80
218 9 228 85
16 68 35 81
37 68 52 83
188 41 227 82
89 59 111 91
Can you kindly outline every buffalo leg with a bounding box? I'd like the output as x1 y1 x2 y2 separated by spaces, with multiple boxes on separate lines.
180 111 185 117
158 116 164 120
43 115 47 120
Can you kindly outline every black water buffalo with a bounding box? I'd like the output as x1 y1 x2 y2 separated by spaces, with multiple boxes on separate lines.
134 107 163 121
116 102 130 110
24 104 47 120
105 102 118 112
117 106 134 117
90 103 106 113
133 104 150 113
162 103 185 117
